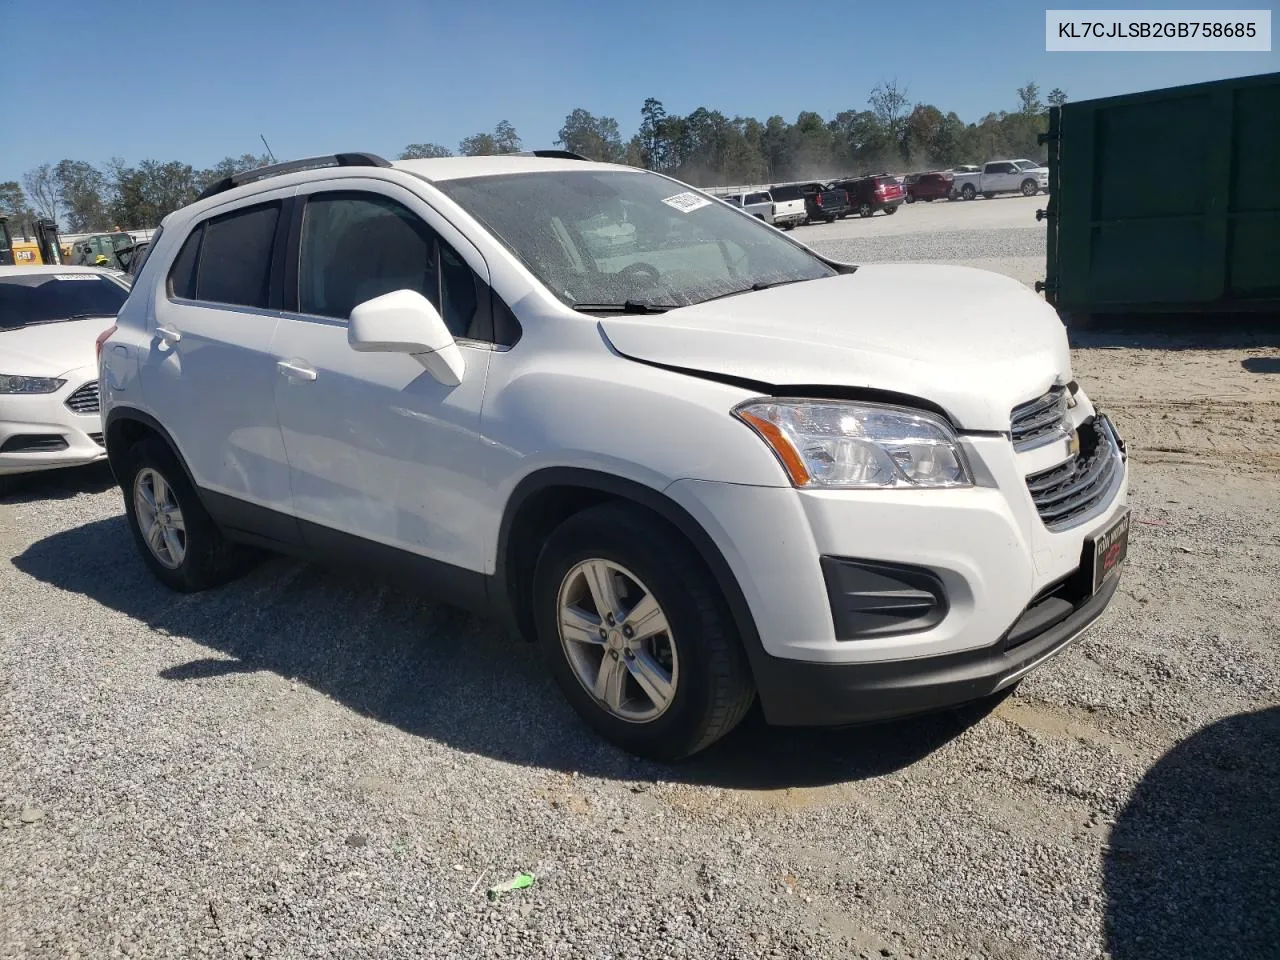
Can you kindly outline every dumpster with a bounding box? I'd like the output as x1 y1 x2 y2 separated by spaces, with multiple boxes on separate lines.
1040 71 1280 322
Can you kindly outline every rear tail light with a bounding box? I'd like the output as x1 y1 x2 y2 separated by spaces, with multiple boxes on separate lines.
771 203 777 216
95 324 117 360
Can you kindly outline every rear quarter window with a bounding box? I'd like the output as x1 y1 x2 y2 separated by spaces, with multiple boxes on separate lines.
168 226 203 300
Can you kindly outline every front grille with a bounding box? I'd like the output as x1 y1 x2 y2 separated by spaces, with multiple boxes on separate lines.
1025 417 1121 531
1010 387 1069 451
88 432 105 447
1 434 69 453
65 381 100 414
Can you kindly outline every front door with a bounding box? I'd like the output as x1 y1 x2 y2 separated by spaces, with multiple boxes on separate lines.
269 183 494 574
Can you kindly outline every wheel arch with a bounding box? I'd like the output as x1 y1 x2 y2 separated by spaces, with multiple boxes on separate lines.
104 407 198 493
493 467 766 669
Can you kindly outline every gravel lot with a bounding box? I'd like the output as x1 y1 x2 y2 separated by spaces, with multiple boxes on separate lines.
2 201 1278 959
803 193 1048 287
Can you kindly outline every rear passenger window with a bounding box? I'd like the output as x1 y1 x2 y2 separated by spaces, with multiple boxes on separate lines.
196 202 280 308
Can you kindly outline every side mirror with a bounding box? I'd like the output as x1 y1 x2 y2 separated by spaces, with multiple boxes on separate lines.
348 289 465 387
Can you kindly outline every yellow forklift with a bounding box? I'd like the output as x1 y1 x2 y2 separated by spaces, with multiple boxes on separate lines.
0 215 65 266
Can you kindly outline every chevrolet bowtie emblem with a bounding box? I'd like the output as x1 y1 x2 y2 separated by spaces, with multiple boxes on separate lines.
1068 429 1081 458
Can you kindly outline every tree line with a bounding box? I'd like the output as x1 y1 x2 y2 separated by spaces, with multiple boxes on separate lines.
1 81 1065 232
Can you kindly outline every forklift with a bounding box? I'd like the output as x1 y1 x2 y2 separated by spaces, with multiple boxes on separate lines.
0 215 64 266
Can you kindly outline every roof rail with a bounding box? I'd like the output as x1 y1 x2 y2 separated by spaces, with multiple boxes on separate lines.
195 152 392 201
518 149 592 161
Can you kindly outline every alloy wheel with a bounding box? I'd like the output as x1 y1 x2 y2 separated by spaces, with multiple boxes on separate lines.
556 559 679 723
134 467 186 569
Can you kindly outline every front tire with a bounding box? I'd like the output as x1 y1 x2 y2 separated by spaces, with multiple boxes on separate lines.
858 202 873 218
120 435 250 592
1020 179 1038 197
533 503 755 760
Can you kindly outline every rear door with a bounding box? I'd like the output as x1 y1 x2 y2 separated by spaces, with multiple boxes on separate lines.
140 190 296 526
985 162 1015 191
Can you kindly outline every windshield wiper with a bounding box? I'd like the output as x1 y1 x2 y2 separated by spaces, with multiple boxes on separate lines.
696 276 816 305
571 300 671 315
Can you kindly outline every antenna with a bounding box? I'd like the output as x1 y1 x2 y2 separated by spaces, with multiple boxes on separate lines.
259 134 278 164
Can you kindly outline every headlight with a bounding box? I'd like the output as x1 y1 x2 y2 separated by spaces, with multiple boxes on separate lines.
0 375 66 394
734 399 972 489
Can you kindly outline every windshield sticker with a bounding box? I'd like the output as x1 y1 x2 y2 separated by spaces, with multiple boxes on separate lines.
54 274 100 281
661 192 712 213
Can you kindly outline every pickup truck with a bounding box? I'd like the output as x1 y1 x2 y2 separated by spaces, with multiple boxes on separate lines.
952 159 1048 200
769 182 850 224
721 190 806 230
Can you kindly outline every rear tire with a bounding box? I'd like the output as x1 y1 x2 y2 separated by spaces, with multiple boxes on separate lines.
532 503 755 760
120 435 251 592
905 194 915 204
883 205 897 216
961 184 976 200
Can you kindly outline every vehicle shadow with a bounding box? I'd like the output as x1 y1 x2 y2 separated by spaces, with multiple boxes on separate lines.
1104 707 1279 959
0 462 116 503
1066 314 1280 350
11 515 995 788
1242 357 1280 374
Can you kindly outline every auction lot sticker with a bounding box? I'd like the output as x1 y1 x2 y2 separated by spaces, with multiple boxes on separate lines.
662 192 712 213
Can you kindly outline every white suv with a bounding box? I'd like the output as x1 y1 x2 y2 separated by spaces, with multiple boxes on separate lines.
100 151 1129 759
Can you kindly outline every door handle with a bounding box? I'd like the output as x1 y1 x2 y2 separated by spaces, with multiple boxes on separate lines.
277 360 317 382
155 325 182 344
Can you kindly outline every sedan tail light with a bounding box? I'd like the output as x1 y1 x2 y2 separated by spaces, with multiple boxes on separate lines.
95 324 117 360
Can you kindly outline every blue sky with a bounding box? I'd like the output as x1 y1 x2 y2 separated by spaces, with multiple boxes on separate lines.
2 0 1275 177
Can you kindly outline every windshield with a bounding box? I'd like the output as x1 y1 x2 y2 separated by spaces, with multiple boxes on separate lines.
0 273 129 329
435 170 836 310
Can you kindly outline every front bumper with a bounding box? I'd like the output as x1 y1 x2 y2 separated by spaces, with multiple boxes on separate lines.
754 572 1118 725
664 406 1128 725
0 373 106 477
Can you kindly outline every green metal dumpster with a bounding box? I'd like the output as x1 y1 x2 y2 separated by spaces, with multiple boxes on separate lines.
1041 71 1280 322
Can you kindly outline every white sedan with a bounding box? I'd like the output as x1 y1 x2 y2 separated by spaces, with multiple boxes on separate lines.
0 265 130 492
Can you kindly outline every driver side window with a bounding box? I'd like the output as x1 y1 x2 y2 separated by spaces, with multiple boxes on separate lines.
297 191 481 339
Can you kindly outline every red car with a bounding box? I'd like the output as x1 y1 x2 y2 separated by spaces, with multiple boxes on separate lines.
905 172 955 203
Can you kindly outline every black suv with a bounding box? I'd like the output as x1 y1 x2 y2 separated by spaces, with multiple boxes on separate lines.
769 182 850 224
834 175 906 217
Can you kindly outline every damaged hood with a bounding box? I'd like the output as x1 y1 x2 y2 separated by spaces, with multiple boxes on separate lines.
599 264 1072 431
